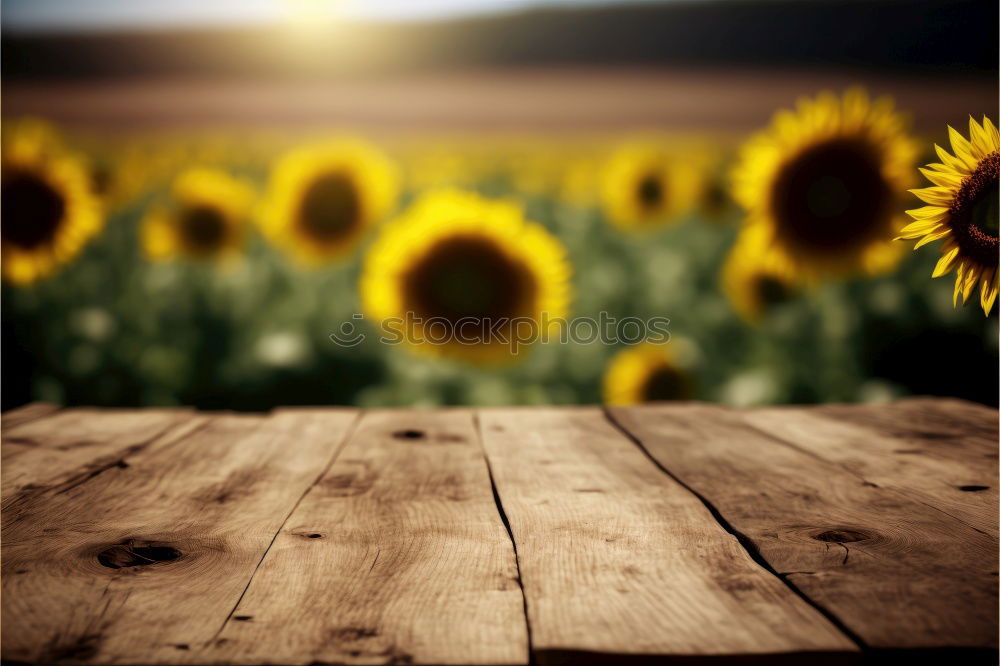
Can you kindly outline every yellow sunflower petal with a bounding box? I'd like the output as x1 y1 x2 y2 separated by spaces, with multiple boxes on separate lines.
910 186 955 206
918 167 964 189
932 246 961 277
600 143 699 230
360 189 571 364
908 119 999 315
913 228 951 249
898 213 946 235
968 116 993 159
961 266 979 303
1 130 105 284
905 205 948 221
933 144 969 174
260 138 399 265
947 126 979 171
731 88 917 278
953 264 965 305
982 117 1000 151
144 168 251 262
980 279 998 316
896 222 942 240
602 342 693 404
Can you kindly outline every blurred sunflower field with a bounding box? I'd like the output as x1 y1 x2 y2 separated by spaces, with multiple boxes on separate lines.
3 94 997 410
4 0 999 411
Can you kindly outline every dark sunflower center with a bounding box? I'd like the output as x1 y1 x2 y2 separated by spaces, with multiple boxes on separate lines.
641 364 689 402
1 169 66 250
770 138 892 255
403 235 535 326
948 151 999 269
702 178 729 214
637 173 664 211
756 275 793 308
298 172 361 242
178 204 228 253
90 164 112 196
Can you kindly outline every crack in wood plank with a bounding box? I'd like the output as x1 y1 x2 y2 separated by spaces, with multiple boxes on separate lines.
608 402 998 650
3 402 995 663
209 409 363 645
1 408 198 510
474 412 536 666
602 406 870 652
2 410 362 665
51 416 210 496
738 412 997 540
2 416 208 521
207 409 528 665
480 407 855 661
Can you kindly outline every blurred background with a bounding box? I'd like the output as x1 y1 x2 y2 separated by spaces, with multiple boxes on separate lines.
2 0 997 410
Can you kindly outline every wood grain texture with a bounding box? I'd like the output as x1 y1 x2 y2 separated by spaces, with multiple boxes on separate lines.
815 398 999 463
743 403 999 538
478 407 856 663
1 402 60 429
1 409 357 665
2 401 996 665
882 397 1000 440
2 407 193 505
209 409 528 666
609 403 999 651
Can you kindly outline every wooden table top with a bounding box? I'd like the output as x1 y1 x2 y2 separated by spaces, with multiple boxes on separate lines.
2 398 997 665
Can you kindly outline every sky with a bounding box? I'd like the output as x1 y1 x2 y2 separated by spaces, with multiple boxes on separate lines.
2 0 684 33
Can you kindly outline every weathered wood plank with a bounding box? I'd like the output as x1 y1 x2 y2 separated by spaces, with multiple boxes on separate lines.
610 403 999 651
1 402 60 429
888 397 999 441
743 404 999 538
478 407 856 663
1 409 357 665
2 408 194 504
816 398 998 457
209 409 528 666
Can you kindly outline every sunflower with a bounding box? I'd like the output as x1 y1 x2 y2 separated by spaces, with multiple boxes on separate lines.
361 190 571 363
602 342 693 405
732 89 919 277
260 138 398 264
141 168 253 263
721 226 798 323
898 117 998 316
600 144 699 231
1 123 103 285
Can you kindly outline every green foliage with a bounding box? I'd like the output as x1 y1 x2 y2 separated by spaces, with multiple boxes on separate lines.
4 157 997 409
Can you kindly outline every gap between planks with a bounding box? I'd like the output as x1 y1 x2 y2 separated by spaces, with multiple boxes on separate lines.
207 409 530 665
2 408 363 665
5 403 994 663
606 401 998 653
215 406 861 662
3 405 863 664
480 407 857 663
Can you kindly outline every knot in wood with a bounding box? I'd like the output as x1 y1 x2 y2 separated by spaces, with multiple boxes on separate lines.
812 529 871 543
393 429 425 440
97 539 181 569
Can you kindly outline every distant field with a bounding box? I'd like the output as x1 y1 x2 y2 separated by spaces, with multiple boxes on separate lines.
4 68 995 134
